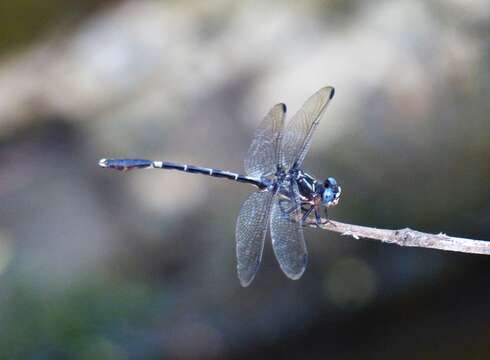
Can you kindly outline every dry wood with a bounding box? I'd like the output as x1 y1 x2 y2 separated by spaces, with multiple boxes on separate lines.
308 220 490 255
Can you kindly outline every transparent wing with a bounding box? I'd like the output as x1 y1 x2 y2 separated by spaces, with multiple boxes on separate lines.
281 86 335 171
244 103 286 177
270 180 307 279
235 190 274 287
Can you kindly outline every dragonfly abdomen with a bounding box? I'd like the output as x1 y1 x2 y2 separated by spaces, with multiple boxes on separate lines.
98 158 152 170
155 162 266 188
99 158 265 188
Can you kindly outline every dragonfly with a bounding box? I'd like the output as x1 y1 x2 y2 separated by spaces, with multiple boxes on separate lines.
99 86 341 286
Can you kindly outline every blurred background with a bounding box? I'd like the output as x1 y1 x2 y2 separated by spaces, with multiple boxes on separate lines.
0 0 489 359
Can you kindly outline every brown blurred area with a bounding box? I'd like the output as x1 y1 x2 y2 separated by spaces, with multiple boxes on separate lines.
0 1 489 359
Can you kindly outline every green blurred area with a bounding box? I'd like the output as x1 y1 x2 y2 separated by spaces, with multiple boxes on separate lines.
0 0 118 55
1 273 156 359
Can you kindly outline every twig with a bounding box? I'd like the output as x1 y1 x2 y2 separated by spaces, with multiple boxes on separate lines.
308 220 490 255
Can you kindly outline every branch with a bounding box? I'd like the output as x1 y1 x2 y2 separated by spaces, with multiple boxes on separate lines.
309 220 490 255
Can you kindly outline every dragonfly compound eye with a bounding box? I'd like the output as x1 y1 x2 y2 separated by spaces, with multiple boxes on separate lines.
323 177 341 206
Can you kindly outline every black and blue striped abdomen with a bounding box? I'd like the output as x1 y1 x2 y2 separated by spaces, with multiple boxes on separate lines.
99 158 266 189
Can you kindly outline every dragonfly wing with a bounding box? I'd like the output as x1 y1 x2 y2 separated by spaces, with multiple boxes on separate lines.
281 86 335 171
244 103 286 177
270 180 307 280
235 190 274 287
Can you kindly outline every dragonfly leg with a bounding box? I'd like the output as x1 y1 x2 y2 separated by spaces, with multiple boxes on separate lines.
303 206 322 228
278 199 299 215
301 205 314 222
318 208 336 227
314 207 322 227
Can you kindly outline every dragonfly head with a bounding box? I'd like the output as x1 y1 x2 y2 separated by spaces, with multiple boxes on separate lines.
322 177 341 207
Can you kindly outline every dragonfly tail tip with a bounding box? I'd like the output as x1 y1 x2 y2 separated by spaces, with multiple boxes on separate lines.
98 158 109 168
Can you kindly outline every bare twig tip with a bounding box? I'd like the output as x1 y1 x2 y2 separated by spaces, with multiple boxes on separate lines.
308 219 489 256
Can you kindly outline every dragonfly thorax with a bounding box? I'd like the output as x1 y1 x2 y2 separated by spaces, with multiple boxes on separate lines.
295 170 320 199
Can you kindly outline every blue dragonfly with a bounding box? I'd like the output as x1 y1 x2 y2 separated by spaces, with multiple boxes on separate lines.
99 86 341 286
